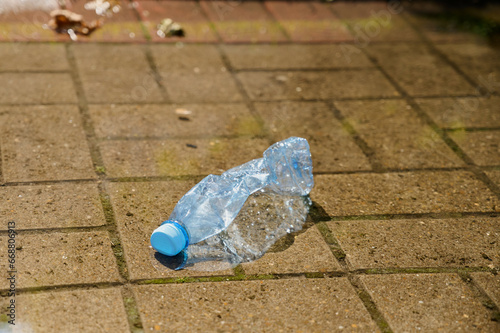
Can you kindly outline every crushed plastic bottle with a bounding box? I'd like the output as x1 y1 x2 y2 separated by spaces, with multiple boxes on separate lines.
150 136 314 261
152 189 312 271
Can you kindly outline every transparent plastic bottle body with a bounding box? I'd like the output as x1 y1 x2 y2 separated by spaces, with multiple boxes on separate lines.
152 189 312 271
151 137 314 256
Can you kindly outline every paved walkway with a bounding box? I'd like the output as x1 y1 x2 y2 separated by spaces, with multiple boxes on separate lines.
0 1 499 332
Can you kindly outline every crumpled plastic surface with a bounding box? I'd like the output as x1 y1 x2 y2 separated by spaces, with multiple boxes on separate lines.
151 189 312 271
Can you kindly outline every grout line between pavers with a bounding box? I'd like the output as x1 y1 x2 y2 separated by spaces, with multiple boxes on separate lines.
4 266 498 297
0 210 497 236
129 1 172 104
360 18 500 204
0 93 493 108
445 127 500 132
260 0 292 41
65 42 145 333
326 100 385 172
122 283 144 333
2 165 500 188
196 0 223 43
213 43 274 145
315 221 393 333
352 17 500 317
401 12 484 91
458 271 500 323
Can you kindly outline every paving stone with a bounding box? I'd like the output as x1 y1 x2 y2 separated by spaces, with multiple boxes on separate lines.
0 288 129 333
0 73 77 104
471 272 500 308
149 45 242 102
73 44 150 73
0 231 121 289
328 217 500 269
238 70 400 101
360 273 500 332
405 13 486 43
151 44 226 74
332 2 421 42
161 73 243 103
365 43 477 96
136 1 217 42
200 1 288 42
312 171 500 216
89 103 260 139
133 278 378 332
108 181 234 279
223 44 373 69
80 69 164 104
0 183 105 230
486 170 500 187
73 44 164 103
0 105 96 182
334 99 464 169
0 10 62 42
450 131 500 166
242 225 341 275
254 101 371 172
415 97 500 129
100 138 269 178
436 43 500 94
331 1 400 19
0 43 68 71
265 1 353 42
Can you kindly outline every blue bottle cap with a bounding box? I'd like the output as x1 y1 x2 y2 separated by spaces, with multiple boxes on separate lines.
150 221 188 256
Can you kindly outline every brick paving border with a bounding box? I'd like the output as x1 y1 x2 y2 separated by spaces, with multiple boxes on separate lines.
0 1 499 332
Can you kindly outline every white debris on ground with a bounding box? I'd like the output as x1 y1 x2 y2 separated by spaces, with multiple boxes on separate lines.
84 0 121 17
157 18 185 38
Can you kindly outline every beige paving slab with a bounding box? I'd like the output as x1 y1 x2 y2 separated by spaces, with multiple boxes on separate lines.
471 272 500 308
161 73 243 103
80 69 164 104
108 181 234 279
346 16 422 42
151 44 226 74
312 171 500 216
90 103 261 139
242 225 341 275
405 13 485 43
0 73 77 104
365 43 476 96
73 44 164 103
334 99 464 169
361 273 500 332
0 231 121 289
0 288 129 333
254 101 371 172
0 43 69 71
238 70 400 101
134 278 379 332
486 170 500 187
0 105 96 182
450 131 500 166
100 138 269 178
328 217 500 269
0 183 105 230
73 44 150 73
415 97 500 129
436 43 500 93
223 44 373 69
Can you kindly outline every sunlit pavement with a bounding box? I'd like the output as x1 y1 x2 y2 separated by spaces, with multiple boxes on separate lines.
0 1 500 332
